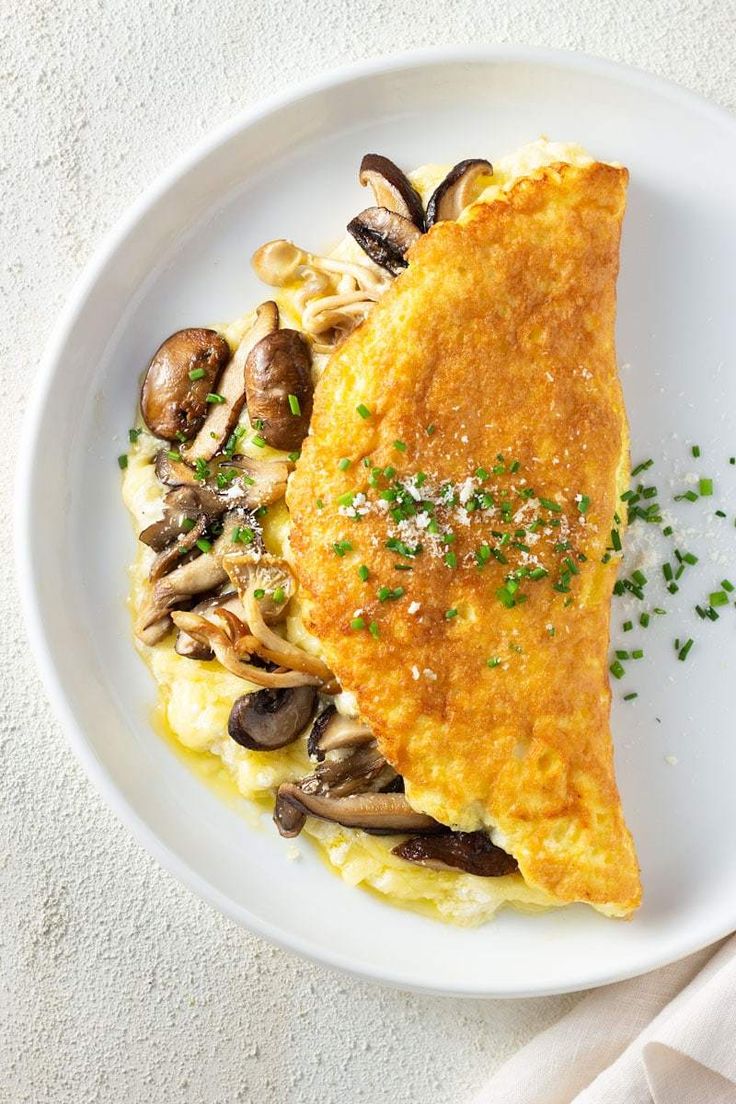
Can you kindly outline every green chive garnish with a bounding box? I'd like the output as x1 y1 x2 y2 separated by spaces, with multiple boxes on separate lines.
678 638 694 661
486 657 501 668
623 692 638 701
539 497 561 512
117 454 128 469
333 540 353 557
253 588 265 599
189 367 206 381
205 392 225 404
445 608 458 620
369 621 380 639
128 427 142 443
577 495 590 514
609 660 625 679
721 579 734 593
356 403 371 419
393 440 407 452
623 620 633 632
631 459 653 477
358 565 369 582
195 538 212 553
426 424 436 436
674 490 698 502
252 435 266 448
338 458 351 471
691 444 701 458
288 394 301 416
443 551 457 569
350 617 365 631
710 590 728 607
699 477 713 496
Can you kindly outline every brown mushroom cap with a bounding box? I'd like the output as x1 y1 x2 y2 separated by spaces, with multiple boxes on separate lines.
273 785 443 837
140 328 230 441
228 686 317 750
425 159 494 226
307 705 373 760
245 329 313 451
392 831 518 877
347 207 422 276
359 154 425 229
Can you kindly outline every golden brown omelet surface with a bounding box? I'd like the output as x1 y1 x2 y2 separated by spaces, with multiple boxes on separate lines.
287 161 641 916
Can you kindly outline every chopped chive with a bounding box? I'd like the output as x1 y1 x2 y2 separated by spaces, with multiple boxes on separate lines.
667 582 679 594
610 529 622 551
316 498 324 509
691 444 701 458
253 588 265 599
356 403 371 419
609 660 625 679
188 367 206 381
616 650 630 660
632 648 644 659
358 565 369 582
475 466 489 481
195 538 212 553
368 621 380 639
486 657 501 668
662 563 673 582
678 638 694 661
475 545 491 566
338 458 351 471
631 569 647 586
623 620 633 632
205 392 226 404
383 465 395 479
682 551 698 565
577 495 590 514
251 435 266 448
287 393 301 416
623 692 638 701
674 490 698 502
166 449 182 461
443 551 457 569
117 453 128 469
181 517 196 533
288 451 300 463
721 579 734 593
699 478 713 496
654 607 666 615
529 566 548 580
426 424 436 436
337 491 356 507
715 509 727 518
128 427 142 443
631 459 653 477
393 440 407 452
350 617 365 631
333 540 353 557
662 525 673 536
444 608 459 620
710 590 729 607
272 586 286 605
539 497 562 512
639 612 650 628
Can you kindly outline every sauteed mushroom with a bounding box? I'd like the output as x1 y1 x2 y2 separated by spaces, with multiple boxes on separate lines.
245 329 313 451
183 301 279 464
152 450 288 517
273 786 442 837
392 831 518 876
347 207 422 275
307 705 373 760
228 686 317 750
140 328 231 441
174 591 244 659
426 159 493 226
358 154 425 228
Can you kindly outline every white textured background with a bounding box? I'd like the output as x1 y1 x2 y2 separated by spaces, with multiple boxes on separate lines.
3 2 735 1101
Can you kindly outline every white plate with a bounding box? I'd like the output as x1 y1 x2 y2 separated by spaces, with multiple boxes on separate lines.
17 48 736 997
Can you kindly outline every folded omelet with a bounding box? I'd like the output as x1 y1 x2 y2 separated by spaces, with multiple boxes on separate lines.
287 160 641 917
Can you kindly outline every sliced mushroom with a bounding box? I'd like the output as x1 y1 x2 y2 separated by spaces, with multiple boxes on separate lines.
309 744 395 798
347 207 422 275
148 513 208 582
140 328 231 441
228 686 317 750
223 551 338 690
135 511 247 644
426 159 494 226
183 302 279 464
171 609 322 688
153 449 288 516
392 831 518 877
273 785 442 838
174 591 244 659
359 154 425 229
244 330 313 451
307 705 373 760
139 485 213 550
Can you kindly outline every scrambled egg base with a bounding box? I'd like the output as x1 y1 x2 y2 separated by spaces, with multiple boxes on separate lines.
123 139 594 925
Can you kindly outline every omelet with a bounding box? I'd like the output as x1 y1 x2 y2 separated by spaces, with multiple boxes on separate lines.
287 159 641 916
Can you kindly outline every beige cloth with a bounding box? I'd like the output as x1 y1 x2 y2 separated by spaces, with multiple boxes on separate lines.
472 936 736 1104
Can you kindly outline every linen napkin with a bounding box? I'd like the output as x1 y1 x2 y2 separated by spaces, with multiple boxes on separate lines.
472 935 736 1104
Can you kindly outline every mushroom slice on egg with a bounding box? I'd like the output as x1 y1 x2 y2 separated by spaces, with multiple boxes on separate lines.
134 511 249 644
227 686 318 750
183 301 279 464
170 609 321 689
174 591 245 660
392 831 518 877
223 551 338 689
148 513 208 582
307 705 373 760
244 329 313 452
153 450 288 516
358 154 425 229
140 328 231 441
347 207 422 275
273 786 442 838
139 485 215 550
425 158 494 226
